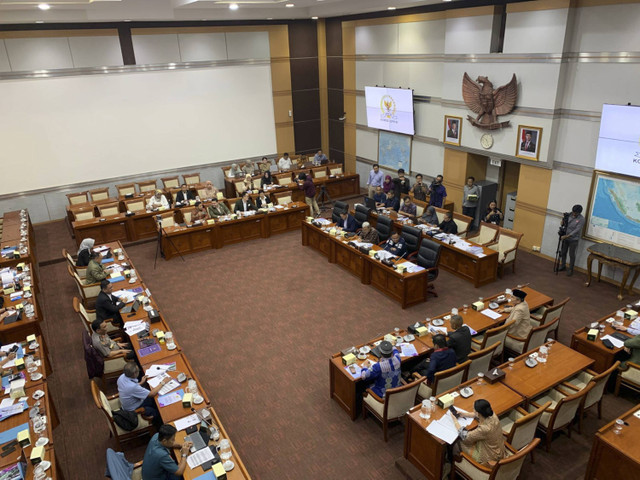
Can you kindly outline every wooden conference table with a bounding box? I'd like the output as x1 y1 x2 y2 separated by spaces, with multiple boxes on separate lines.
367 209 499 287
301 220 428 309
404 342 594 480
329 286 554 420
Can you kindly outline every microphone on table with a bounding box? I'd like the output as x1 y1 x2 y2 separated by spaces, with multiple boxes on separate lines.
394 251 407 263
191 407 221 435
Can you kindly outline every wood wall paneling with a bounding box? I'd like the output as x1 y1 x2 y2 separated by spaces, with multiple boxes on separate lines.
512 164 553 249
342 22 356 172
442 148 469 213
268 27 295 156
326 18 344 164
317 20 329 155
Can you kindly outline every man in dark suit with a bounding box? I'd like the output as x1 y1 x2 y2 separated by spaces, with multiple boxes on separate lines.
447 121 459 139
447 315 471 363
393 168 411 199
175 184 195 205
95 279 125 328
234 191 256 213
520 132 535 152
383 232 407 257
338 211 358 233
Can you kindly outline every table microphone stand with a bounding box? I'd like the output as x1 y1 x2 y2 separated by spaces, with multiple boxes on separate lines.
154 216 185 269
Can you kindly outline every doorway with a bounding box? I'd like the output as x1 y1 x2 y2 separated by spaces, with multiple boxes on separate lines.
498 160 520 212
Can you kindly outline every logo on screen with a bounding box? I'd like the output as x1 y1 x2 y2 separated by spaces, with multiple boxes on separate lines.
380 95 397 122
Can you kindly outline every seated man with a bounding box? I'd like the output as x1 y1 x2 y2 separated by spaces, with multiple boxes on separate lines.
384 190 400 212
96 279 126 328
373 186 387 207
613 319 640 367
207 198 231 218
439 211 458 234
448 315 471 363
91 319 132 360
400 196 417 216
278 152 292 171
117 362 168 426
419 205 439 226
360 340 401 398
501 289 532 339
359 222 379 244
241 161 255 176
384 232 407 257
337 210 358 233
175 184 194 205
234 192 257 213
256 190 272 209
314 149 328 165
86 251 108 285
146 190 169 211
413 334 457 383
142 424 193 480
259 157 271 173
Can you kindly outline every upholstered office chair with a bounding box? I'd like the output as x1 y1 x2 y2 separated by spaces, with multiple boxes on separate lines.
412 198 427 218
161 176 180 189
83 331 126 385
116 183 136 197
329 165 343 176
529 383 594 451
158 212 176 228
500 402 550 464
452 439 540 479
277 174 293 186
362 376 424 442
452 212 473 237
124 199 146 213
467 343 500 380
470 323 510 363
181 207 195 224
530 297 570 339
615 361 640 396
413 239 441 297
354 204 370 228
563 361 620 432
68 265 101 307
235 181 247 196
467 221 499 245
183 172 200 185
504 318 559 357
375 215 393 242
416 360 471 400
332 201 348 223
274 192 292 205
252 178 262 190
136 180 156 193
89 188 110 203
434 206 447 224
313 167 327 179
91 380 153 450
62 248 86 279
488 228 524 277
97 202 120 217
400 225 422 255
66 191 89 205
72 206 96 222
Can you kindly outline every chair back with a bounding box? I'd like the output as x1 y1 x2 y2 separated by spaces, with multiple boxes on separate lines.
376 215 392 242
91 379 115 417
416 239 441 270
413 198 427 217
434 206 448 224
468 222 499 245
401 225 422 254
538 297 570 327
235 181 247 196
480 323 510 357
584 361 620 410
329 165 343 175
452 212 473 236
432 360 471 396
125 198 146 213
275 173 292 186
467 343 499 380
274 192 292 205
507 402 550 450
491 439 540 480
354 205 370 227
332 201 348 223
67 191 89 205
526 318 559 352
183 172 200 185
68 265 101 303
116 183 136 197
313 167 327 179
550 384 594 431
62 248 76 268
384 377 423 419
137 180 157 193
73 296 94 333
72 206 96 222
162 176 180 189
159 212 176 228
182 207 196 224
89 188 110 203
252 178 262 190
490 228 523 263
84 331 105 379
98 202 120 217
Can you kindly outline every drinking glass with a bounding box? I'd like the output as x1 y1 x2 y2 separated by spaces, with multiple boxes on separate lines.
462 304 468 314
546 338 554 351
477 373 484 385
508 357 515 369
613 419 624 435
420 400 432 420
219 439 235 471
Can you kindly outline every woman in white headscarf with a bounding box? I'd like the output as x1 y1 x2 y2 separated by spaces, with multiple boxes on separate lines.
76 238 95 267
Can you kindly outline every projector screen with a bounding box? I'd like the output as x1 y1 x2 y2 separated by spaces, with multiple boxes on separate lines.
0 65 277 194
365 86 415 136
594 104 640 178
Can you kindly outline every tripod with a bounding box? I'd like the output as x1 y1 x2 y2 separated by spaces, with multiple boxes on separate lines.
154 218 185 269
316 184 333 211
553 235 564 275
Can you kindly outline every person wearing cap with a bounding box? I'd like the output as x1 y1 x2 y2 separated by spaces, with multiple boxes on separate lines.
360 340 402 398
412 334 457 383
559 204 585 276
146 190 169 211
359 222 379 244
501 289 531 339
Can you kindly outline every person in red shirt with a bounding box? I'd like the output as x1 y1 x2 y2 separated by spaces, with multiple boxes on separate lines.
297 173 320 217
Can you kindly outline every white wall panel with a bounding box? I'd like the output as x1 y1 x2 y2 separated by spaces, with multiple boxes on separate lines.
5 37 73 71
356 129 379 162
355 24 398 55
414 102 443 139
411 141 444 178
132 34 180 65
407 62 443 97
0 41 11 72
398 20 446 54
503 9 569 54
551 118 600 168
68 36 123 68
225 32 269 60
356 95 366 125
178 33 227 62
355 61 384 90
570 4 640 52
382 61 411 90
444 16 492 54
547 169 591 212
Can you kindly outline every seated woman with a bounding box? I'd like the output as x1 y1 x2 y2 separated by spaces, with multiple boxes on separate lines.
200 181 218 201
256 190 272 209
76 238 95 267
419 206 439 226
484 200 504 225
400 196 417 216
439 211 458 234
261 170 273 188
451 399 506 465
242 174 253 193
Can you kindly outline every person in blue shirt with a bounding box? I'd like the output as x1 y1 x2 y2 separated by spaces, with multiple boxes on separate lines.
373 186 387 208
142 424 193 480
428 174 447 208
383 232 407 258
361 340 402 398
367 163 385 198
384 190 400 212
414 334 457 383
117 362 167 426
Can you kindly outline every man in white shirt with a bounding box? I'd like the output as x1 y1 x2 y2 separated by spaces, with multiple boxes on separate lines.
278 153 292 171
146 190 169 211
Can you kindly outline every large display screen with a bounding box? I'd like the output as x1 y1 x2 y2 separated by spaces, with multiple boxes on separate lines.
594 104 640 178
365 86 415 136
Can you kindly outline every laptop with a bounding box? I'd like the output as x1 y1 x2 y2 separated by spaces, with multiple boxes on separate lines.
3 310 22 325
364 196 376 210
121 299 140 314
186 430 208 453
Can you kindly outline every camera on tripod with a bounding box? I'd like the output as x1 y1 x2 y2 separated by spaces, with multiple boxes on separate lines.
558 212 570 237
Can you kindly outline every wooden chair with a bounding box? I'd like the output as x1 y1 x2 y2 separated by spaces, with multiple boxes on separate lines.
529 382 594 451
467 343 500 380
161 176 180 189
89 188 110 203
530 297 570 339
182 207 196 224
329 165 343 176
488 228 524 277
235 181 248 196
67 191 89 205
311 166 328 179
500 402 550 464
124 198 146 213
97 202 120 217
562 361 620 433
470 323 510 363
183 172 200 185
451 438 540 480
412 198 427 218
158 212 176 228
83 330 126 386
433 206 448 224
504 318 559 357
452 212 473 237
116 183 136 197
62 248 87 279
362 376 424 442
467 221 500 245
274 191 293 206
73 296 119 336
275 173 292 186
615 361 640 396
252 178 263 190
90 380 153 450
168 188 181 203
417 360 471 400
71 205 96 222
136 180 157 193
68 264 101 307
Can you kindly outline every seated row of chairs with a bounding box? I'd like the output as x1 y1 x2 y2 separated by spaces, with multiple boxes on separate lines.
234 165 343 196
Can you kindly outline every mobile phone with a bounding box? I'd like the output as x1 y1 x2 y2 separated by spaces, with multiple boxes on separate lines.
448 406 460 418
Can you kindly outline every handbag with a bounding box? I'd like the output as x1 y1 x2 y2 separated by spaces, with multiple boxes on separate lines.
112 409 139 431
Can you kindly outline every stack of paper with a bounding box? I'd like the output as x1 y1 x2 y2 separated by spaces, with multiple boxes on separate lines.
124 320 147 336
314 217 331 225
401 262 425 273
426 411 473 444
399 343 418 357
480 308 502 320
601 335 625 349
145 364 171 378
429 326 448 335
174 414 200 432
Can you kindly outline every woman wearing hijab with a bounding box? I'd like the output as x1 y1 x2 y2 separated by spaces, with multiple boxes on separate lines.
76 238 95 267
418 206 439 226
382 175 394 194
260 170 273 188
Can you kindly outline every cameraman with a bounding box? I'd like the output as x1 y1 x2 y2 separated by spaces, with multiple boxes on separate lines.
558 204 585 276
428 174 447 208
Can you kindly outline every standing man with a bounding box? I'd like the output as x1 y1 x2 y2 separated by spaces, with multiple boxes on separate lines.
410 174 429 202
393 169 411 199
462 176 480 220
366 164 384 199
297 173 320 217
428 175 447 208
559 204 585 276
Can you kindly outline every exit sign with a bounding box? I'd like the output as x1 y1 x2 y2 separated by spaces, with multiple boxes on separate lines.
490 158 502 167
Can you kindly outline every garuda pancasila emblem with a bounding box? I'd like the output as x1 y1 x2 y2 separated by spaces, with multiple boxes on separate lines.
462 73 518 130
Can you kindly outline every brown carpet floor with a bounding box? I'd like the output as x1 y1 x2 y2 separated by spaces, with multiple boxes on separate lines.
33 218 637 480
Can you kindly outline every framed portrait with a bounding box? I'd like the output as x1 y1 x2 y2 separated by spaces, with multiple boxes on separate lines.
515 125 542 161
443 115 462 146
